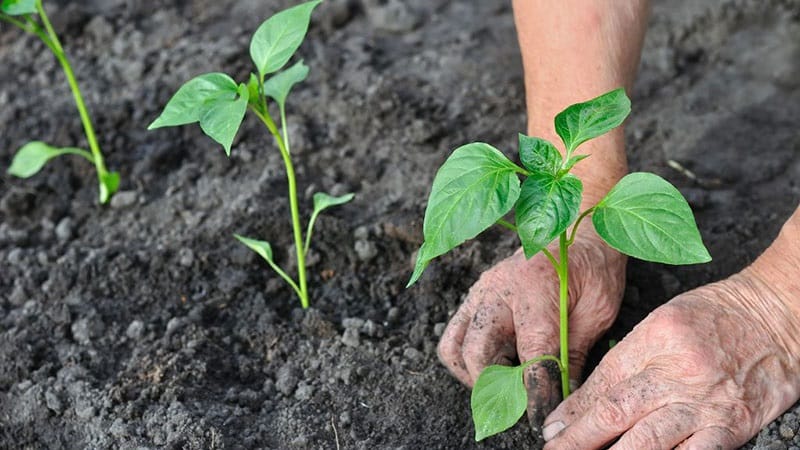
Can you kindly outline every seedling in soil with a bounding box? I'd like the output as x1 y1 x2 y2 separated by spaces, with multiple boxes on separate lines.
148 0 353 309
2 0 119 204
407 88 711 440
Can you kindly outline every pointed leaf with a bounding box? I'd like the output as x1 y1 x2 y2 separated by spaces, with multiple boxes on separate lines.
98 171 120 204
515 172 582 258
7 141 90 178
148 73 238 129
563 154 589 172
233 234 274 262
592 172 711 264
199 84 249 156
1 0 37 15
264 60 309 110
555 88 631 152
518 134 561 175
250 0 322 77
312 192 354 214
408 143 523 286
471 365 527 441
407 242 431 287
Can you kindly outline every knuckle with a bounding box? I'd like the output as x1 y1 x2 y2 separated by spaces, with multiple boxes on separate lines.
593 395 629 429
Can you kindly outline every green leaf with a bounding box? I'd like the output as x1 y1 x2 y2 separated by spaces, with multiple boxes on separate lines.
250 0 322 77
1 0 37 15
264 60 309 110
233 234 274 262
518 134 561 175
304 192 355 255
592 172 711 264
515 172 582 258
408 143 523 286
471 364 528 441
148 73 238 129
7 141 92 178
198 83 250 156
554 88 631 153
98 171 120 204
562 154 589 172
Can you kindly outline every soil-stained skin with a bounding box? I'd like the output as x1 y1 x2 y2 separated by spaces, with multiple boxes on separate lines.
0 0 799 449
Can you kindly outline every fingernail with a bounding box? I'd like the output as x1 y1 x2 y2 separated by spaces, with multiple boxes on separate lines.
542 421 565 441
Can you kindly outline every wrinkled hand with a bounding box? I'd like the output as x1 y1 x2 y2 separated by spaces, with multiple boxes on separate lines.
542 270 800 450
437 231 626 436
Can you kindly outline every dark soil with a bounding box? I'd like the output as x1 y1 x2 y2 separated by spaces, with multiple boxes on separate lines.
1 0 799 448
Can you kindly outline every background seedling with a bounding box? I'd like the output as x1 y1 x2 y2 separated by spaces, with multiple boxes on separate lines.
408 88 710 441
148 0 353 309
2 0 119 204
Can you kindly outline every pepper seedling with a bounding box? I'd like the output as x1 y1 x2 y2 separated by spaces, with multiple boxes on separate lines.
407 88 711 440
148 0 353 309
2 0 119 204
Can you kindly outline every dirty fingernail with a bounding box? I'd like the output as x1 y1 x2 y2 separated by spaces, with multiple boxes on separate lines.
542 421 565 441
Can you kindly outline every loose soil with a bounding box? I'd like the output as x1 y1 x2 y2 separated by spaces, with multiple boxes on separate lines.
1 0 799 448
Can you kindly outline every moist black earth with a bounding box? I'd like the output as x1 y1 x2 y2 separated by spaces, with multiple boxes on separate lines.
1 0 799 448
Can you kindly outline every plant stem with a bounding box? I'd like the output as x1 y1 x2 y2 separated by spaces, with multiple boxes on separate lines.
35 1 112 203
253 109 309 309
567 207 594 246
496 218 517 232
557 232 571 399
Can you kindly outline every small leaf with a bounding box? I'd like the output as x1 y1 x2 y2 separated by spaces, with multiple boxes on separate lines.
198 84 250 156
518 134 561 175
555 88 631 152
250 0 322 77
562 154 589 172
233 234 274 262
246 73 262 109
98 171 120 204
148 73 238 129
312 192 354 214
408 143 523 286
264 60 309 111
592 172 711 264
471 364 528 441
516 172 582 258
7 141 87 178
1 0 37 15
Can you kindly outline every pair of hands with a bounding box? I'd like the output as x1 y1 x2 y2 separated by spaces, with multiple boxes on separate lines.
438 231 800 449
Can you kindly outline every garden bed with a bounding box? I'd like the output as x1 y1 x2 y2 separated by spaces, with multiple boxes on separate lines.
1 0 799 448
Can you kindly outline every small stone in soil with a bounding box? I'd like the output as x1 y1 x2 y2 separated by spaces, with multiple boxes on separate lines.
276 365 299 396
294 382 314 401
126 320 144 340
354 239 378 261
341 328 360 347
110 190 138 209
55 217 73 241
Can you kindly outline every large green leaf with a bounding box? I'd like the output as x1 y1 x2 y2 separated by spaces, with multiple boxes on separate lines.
1 0 37 15
518 134 561 175
264 60 309 110
408 143 523 286
593 172 711 264
148 73 238 129
7 141 92 178
471 364 527 441
250 0 322 77
554 88 631 153
198 83 249 156
515 172 582 258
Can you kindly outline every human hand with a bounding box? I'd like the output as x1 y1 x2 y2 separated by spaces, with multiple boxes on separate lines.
437 230 626 436
542 270 800 449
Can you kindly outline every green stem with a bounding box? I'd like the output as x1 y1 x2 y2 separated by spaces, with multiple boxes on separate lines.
557 232 570 399
496 218 517 232
567 207 595 246
253 108 309 309
35 1 111 203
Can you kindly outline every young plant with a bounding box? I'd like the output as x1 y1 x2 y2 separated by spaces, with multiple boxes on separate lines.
148 0 353 309
2 0 119 204
407 88 711 440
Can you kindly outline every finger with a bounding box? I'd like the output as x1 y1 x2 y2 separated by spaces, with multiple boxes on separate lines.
460 298 517 383
609 405 697 450
677 427 739 450
437 301 476 385
543 370 670 450
544 338 638 430
512 300 562 436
